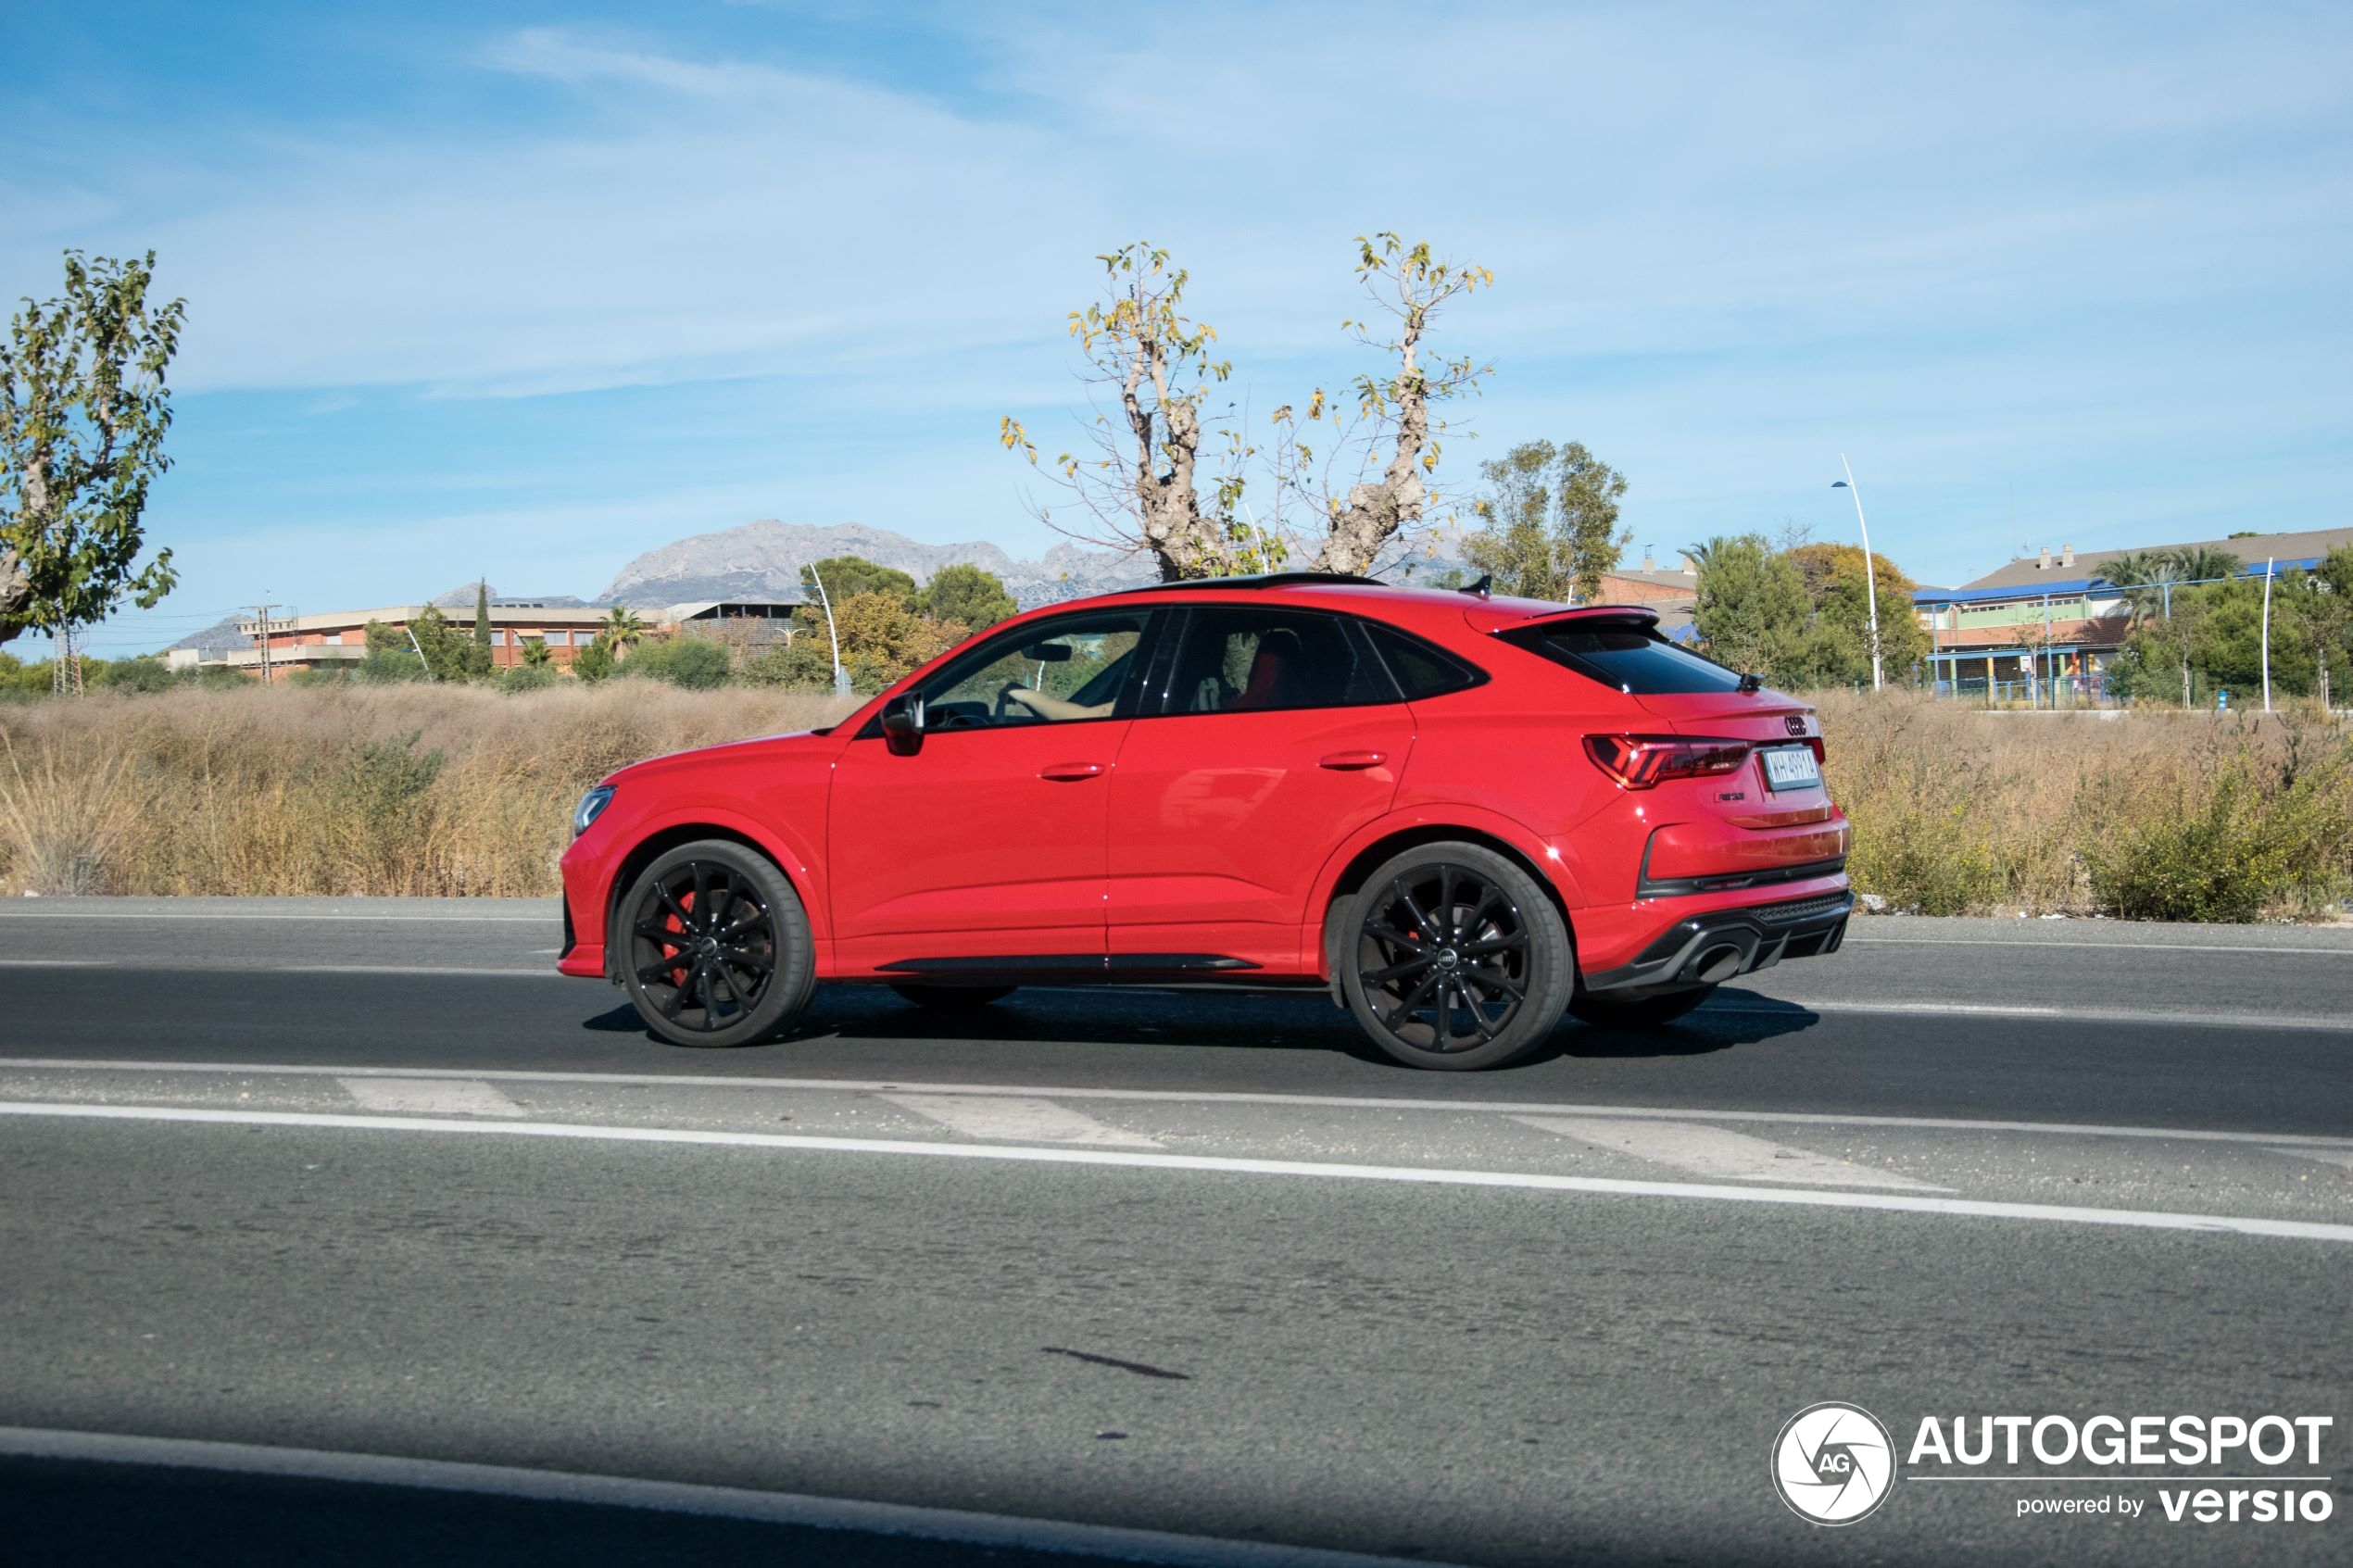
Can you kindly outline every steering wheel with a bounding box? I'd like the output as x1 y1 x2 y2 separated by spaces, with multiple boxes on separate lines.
993 684 1032 721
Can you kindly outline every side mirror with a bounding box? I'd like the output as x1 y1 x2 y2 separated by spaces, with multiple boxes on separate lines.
879 692 925 755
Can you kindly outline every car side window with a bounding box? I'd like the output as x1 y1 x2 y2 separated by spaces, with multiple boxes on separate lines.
1362 622 1487 699
919 609 1151 731
1157 608 1395 715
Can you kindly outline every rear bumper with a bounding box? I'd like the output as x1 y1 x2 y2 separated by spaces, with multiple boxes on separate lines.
1579 888 1853 998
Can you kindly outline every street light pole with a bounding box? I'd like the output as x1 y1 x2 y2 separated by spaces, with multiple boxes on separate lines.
1831 457 1882 691
805 563 850 697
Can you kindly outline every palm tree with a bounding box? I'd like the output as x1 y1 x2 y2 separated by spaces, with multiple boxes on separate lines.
600 606 648 658
2166 546 2242 588
2095 550 2183 629
520 636 552 669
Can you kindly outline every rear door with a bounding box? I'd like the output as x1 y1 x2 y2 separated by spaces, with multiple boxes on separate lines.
1105 606 1413 972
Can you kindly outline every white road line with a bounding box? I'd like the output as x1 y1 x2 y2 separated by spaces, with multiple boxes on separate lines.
2271 1147 2353 1173
0 911 550 923
3 1101 2348 1243
5 1059 2348 1151
1718 999 2353 1032
0 1427 1435 1568
883 1093 1160 1148
338 1077 522 1117
1515 1115 1946 1190
1845 935 2353 956
280 965 555 978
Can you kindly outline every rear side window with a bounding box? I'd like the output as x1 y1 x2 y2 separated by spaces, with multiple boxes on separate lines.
1361 622 1485 700
1159 608 1394 714
1504 624 1746 695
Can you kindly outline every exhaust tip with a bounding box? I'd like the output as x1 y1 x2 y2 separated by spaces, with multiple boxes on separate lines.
1688 944 1744 985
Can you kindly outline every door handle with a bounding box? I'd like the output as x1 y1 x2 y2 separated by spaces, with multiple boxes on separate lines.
1318 750 1388 771
1038 762 1106 782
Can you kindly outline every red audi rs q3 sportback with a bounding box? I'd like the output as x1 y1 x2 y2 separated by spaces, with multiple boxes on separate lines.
559 573 1853 1071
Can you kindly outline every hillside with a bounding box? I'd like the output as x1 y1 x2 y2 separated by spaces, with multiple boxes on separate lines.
598 520 1154 611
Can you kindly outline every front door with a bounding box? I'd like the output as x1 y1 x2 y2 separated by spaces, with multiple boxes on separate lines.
1106 606 1414 972
827 608 1154 973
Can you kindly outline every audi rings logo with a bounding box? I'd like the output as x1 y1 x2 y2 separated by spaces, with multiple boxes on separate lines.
1773 1402 1897 1524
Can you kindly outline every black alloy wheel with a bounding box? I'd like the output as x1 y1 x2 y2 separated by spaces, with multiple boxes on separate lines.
618 840 814 1048
1340 842 1573 1071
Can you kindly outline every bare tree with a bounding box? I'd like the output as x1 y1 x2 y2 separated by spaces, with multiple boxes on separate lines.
1000 244 1237 582
1004 234 1493 582
1303 234 1493 575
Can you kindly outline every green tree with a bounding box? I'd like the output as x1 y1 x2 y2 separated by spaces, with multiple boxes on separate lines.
1463 440 1560 600
467 582 494 679
1554 443 1630 603
357 620 428 683
573 634 615 684
1687 533 1810 680
1461 440 1629 604
1785 542 1927 684
519 635 552 669
915 564 1016 633
2 251 185 645
403 606 472 682
802 556 916 608
2299 546 2353 708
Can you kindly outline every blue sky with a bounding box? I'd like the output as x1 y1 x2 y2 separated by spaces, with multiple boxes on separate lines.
5 0 2348 658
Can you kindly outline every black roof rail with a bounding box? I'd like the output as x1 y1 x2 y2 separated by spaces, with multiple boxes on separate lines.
1110 571 1389 596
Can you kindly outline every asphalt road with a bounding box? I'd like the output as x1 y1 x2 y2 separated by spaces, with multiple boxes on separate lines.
0 899 2347 1566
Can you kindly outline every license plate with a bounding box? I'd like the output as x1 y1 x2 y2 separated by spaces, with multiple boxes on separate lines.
1761 745 1821 792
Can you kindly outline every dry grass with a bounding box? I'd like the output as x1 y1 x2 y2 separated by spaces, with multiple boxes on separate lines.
3 684 2347 919
0 684 856 897
1816 691 2353 919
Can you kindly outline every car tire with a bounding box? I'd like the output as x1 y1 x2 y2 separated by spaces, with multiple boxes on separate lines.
616 839 815 1048
1569 986 1714 1029
889 984 1016 1011
1340 842 1573 1071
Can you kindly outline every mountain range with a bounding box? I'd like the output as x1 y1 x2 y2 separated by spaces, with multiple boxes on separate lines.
597 520 1158 610
169 518 1467 654
169 521 1158 653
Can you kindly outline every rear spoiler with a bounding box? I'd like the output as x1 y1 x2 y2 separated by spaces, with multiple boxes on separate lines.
1462 601 1662 636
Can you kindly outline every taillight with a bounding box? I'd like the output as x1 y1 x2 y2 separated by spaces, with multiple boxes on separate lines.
1583 734 1754 790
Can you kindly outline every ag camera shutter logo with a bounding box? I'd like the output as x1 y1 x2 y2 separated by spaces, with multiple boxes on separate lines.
1773 1402 1897 1524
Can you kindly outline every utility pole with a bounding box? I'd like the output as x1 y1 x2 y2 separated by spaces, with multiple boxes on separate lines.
1831 457 1883 691
247 604 280 684
804 565 850 697
51 624 83 696
2260 558 2275 714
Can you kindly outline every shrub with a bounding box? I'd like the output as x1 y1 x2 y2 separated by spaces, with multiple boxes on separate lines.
2079 732 2353 921
97 657 177 694
494 663 560 694
620 637 734 689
